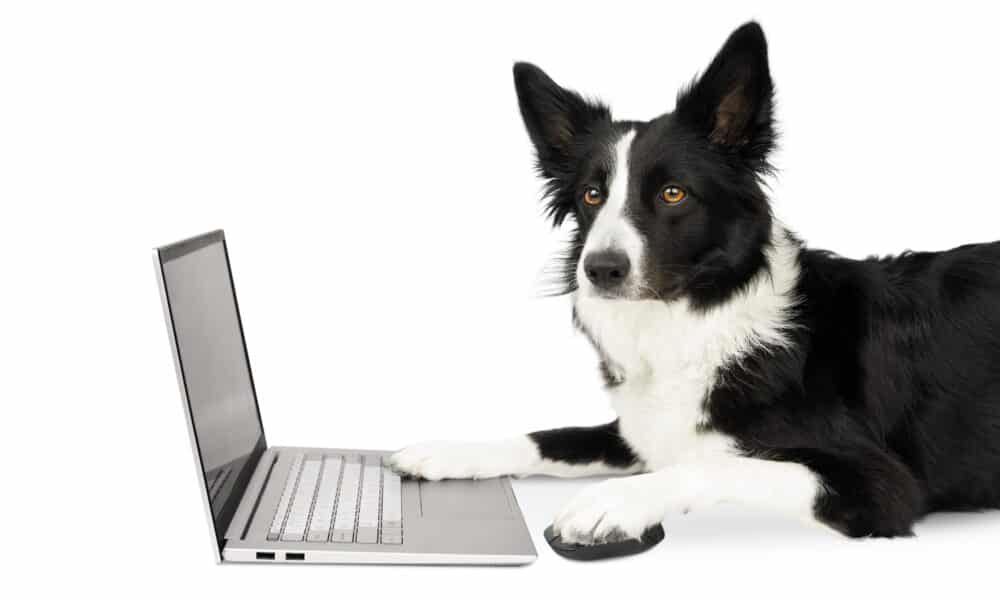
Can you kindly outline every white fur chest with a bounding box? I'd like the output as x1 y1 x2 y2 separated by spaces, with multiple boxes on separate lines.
572 226 802 469
574 295 741 468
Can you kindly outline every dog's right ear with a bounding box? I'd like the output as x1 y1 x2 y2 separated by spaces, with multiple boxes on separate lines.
513 63 610 179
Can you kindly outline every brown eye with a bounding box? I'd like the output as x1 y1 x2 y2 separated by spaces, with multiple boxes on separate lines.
583 186 603 206
661 185 687 204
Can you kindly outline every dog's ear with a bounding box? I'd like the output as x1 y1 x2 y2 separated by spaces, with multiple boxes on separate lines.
675 22 775 165
513 62 611 178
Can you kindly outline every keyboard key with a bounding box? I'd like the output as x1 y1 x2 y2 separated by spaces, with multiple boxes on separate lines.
333 460 361 533
268 454 304 541
281 457 322 541
331 529 354 543
306 456 343 542
356 526 378 543
381 533 403 544
358 457 382 529
381 466 402 529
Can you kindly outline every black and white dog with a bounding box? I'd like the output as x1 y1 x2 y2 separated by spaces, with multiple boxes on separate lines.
389 22 1000 542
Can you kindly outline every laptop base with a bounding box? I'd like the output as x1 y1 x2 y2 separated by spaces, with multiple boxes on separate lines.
222 446 537 566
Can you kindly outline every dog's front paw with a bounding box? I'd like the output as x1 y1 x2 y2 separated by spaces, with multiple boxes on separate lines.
553 476 665 545
388 438 536 481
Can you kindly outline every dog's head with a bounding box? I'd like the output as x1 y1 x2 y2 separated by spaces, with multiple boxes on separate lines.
516 22 776 310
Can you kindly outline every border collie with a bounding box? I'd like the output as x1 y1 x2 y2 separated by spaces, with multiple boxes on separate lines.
389 22 1000 542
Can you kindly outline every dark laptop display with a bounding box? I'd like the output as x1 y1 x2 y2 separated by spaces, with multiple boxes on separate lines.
156 231 266 550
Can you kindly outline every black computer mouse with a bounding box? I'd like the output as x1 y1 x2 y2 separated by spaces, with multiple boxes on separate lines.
543 523 665 561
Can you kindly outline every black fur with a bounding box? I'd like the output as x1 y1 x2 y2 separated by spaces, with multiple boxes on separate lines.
704 244 1000 536
529 421 640 470
515 22 1000 537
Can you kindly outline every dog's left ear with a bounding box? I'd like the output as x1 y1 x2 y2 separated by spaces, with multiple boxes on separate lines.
676 22 775 164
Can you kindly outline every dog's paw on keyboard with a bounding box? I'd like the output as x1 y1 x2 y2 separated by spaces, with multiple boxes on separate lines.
389 439 530 481
389 441 486 480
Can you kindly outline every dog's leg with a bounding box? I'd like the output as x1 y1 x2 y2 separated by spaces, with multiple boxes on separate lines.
551 456 826 544
552 450 926 543
388 420 643 480
771 446 925 538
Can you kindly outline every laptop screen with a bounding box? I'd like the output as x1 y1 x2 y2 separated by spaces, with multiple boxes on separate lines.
156 231 266 552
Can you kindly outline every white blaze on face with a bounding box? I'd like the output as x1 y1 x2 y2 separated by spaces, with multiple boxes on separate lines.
577 130 644 294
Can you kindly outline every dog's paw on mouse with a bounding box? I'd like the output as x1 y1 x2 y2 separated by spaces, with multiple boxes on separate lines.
388 439 529 481
552 477 666 545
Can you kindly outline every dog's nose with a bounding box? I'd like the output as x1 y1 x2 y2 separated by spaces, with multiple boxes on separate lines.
584 251 631 290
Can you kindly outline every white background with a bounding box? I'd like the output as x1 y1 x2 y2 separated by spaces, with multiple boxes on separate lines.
3 1 999 597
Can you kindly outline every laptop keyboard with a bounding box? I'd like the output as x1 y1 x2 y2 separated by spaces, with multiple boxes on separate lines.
267 454 402 544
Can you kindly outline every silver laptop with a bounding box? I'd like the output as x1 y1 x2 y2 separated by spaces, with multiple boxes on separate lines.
154 230 536 565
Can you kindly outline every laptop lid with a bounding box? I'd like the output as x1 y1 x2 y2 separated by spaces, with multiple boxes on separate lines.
154 230 267 560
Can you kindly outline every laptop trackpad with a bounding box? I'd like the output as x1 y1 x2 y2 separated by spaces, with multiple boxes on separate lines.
418 478 513 519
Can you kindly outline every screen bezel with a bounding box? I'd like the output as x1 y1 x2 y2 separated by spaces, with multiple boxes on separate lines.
154 229 268 559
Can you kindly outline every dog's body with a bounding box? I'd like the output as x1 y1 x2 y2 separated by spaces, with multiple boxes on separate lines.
390 22 1000 542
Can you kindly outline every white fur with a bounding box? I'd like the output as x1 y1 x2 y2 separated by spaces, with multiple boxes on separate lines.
576 130 645 293
388 437 642 481
553 456 826 543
